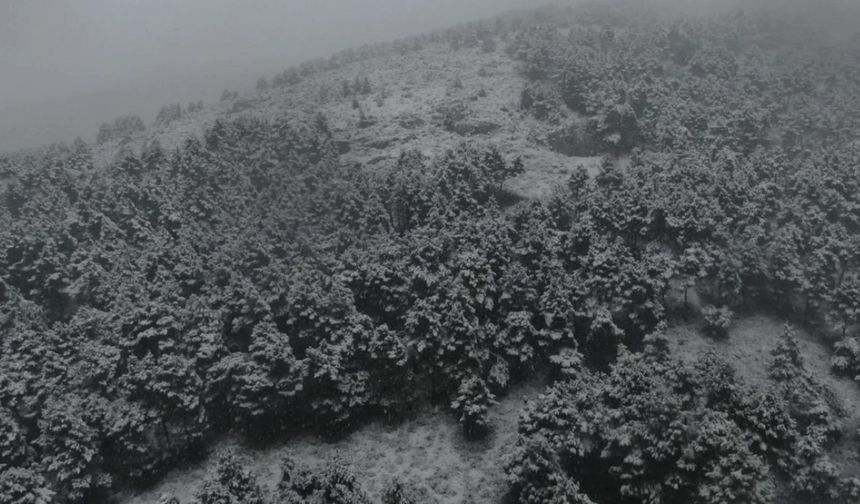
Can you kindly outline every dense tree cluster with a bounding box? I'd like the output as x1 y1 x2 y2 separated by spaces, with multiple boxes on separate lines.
507 333 860 504
0 81 687 498
508 5 860 336
182 452 418 504
497 4 860 502
3 106 665 499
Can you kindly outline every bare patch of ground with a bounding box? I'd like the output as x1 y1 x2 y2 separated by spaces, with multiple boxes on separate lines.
92 42 605 201
120 379 544 504
116 315 860 504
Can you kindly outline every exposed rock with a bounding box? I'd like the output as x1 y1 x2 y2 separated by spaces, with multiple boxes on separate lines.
336 140 351 154
369 138 397 150
397 113 426 130
451 119 500 137
547 122 598 157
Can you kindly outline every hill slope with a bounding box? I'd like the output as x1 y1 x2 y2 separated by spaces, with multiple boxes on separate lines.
3 3 860 504
92 22 601 200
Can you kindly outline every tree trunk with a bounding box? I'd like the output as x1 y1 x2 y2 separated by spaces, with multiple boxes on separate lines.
683 287 688 321
161 417 172 450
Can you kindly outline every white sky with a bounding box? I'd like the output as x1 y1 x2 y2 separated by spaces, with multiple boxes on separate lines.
0 0 536 152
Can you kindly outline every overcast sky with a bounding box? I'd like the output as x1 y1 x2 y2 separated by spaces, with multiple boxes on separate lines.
0 0 536 152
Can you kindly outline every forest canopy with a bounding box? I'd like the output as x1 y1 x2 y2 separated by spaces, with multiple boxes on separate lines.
2 2 860 503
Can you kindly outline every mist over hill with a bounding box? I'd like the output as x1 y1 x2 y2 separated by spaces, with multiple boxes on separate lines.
5 0 859 153
3 1 860 504
0 0 536 152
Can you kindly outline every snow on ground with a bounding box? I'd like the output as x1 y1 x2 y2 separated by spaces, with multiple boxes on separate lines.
94 42 598 200
109 39 860 504
667 314 860 477
119 379 544 504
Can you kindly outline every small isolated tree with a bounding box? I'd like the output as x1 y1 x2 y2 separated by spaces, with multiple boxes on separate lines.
256 77 269 90
450 373 496 438
277 456 372 504
702 304 733 338
354 75 372 95
438 98 469 133
833 274 860 338
520 82 563 121
831 336 860 381
481 35 497 53
771 324 804 381
382 480 419 504
195 453 265 504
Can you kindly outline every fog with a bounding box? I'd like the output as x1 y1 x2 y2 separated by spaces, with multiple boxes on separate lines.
4 0 859 154
0 0 536 153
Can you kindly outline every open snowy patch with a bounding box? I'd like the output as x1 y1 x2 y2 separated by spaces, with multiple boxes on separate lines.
119 380 543 504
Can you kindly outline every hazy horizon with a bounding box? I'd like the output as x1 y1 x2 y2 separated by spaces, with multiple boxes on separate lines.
0 0 537 153
4 0 859 154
